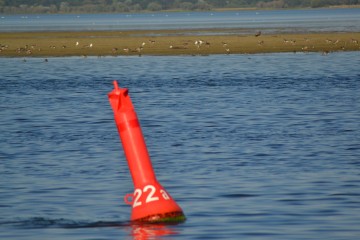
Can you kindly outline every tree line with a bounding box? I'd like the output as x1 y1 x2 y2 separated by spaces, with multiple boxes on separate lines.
1 0 359 14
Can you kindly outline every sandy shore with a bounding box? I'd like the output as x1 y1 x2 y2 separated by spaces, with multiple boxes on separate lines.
1 29 359 57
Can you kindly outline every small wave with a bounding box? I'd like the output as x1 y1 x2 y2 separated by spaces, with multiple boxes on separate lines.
0 217 128 229
220 193 259 198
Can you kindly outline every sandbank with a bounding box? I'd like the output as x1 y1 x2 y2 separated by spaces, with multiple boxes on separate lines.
1 29 359 57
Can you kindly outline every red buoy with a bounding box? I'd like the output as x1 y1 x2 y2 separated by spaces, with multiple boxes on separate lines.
108 81 185 223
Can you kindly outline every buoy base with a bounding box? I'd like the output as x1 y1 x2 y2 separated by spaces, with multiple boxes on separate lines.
133 211 186 223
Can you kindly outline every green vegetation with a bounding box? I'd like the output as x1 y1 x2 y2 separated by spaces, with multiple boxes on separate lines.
0 0 359 14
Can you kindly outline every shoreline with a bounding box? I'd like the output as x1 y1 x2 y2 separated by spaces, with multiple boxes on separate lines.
1 30 359 57
1 5 359 15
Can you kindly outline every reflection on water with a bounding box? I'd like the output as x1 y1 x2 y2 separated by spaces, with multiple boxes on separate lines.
129 223 179 240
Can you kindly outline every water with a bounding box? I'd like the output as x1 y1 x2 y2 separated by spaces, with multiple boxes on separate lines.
1 8 360 33
1 52 360 239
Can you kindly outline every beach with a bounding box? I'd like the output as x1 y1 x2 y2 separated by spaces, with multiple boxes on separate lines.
1 30 359 57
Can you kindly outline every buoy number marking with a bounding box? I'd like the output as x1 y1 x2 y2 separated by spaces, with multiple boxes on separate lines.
131 185 170 208
160 189 170 200
133 189 142 208
144 185 159 203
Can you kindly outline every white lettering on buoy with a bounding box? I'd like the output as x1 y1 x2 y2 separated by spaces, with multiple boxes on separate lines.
144 185 159 203
160 189 170 200
131 185 170 208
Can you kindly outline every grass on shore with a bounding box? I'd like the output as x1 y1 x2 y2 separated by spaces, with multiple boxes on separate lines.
1 30 359 57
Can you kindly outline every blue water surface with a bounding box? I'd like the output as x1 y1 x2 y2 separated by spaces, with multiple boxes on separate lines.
0 8 360 33
1 52 360 239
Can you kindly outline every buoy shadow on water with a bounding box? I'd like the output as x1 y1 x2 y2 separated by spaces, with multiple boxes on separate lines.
1 217 183 228
1 217 182 239
0 217 129 229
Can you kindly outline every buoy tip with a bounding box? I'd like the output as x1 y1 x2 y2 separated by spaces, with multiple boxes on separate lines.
113 80 119 90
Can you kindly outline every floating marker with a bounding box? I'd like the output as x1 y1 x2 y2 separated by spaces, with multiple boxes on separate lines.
108 81 185 223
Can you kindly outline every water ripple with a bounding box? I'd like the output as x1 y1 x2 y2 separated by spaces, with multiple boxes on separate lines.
1 52 360 239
